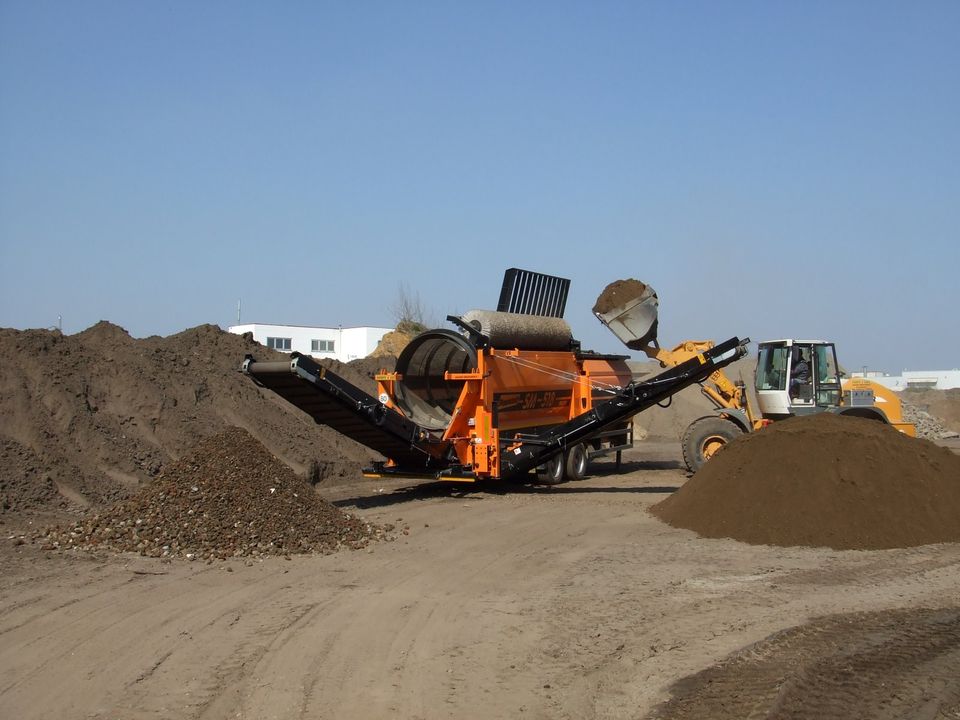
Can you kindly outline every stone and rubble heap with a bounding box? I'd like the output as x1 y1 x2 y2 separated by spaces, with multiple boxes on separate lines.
901 400 960 439
38 428 389 560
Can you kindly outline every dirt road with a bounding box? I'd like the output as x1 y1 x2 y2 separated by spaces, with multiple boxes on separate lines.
2 444 959 719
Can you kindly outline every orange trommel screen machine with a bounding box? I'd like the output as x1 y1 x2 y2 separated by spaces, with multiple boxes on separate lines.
243 269 747 484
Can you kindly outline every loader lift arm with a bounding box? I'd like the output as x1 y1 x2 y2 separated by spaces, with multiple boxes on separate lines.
634 339 759 430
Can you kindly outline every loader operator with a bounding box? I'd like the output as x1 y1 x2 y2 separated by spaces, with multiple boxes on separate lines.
790 350 811 398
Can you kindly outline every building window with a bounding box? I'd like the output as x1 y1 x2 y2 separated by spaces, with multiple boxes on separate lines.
266 337 292 351
311 339 335 353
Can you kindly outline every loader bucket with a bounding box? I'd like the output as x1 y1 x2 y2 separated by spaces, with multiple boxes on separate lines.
592 279 659 349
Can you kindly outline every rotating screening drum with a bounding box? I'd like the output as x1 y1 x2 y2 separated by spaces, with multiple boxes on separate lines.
394 330 477 431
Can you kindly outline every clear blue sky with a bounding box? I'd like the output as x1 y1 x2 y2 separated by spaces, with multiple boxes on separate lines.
1 1 957 373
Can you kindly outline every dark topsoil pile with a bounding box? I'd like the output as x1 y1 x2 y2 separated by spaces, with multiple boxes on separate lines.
651 413 960 550
38 427 386 559
0 322 396 516
592 278 650 315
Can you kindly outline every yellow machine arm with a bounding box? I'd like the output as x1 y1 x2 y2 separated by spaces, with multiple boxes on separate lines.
639 340 760 427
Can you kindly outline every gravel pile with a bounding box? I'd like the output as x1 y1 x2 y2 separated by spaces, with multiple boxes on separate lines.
37 427 389 560
901 401 960 440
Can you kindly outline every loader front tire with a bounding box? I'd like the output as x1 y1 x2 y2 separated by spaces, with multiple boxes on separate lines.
682 417 743 474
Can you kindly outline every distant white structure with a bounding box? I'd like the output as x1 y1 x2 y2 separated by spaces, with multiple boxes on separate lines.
851 369 960 391
229 323 392 363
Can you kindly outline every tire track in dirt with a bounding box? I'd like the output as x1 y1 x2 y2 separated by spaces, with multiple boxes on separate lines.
529 512 960 719
650 607 960 720
776 546 960 588
105 573 331 718
0 560 302 719
4 465 960 720
0 563 205 640
229 499 582 720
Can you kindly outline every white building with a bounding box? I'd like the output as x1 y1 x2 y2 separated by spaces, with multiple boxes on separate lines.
228 323 392 363
851 369 960 391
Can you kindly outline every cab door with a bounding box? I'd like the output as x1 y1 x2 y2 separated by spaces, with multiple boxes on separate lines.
812 343 842 407
788 344 815 407
755 342 791 416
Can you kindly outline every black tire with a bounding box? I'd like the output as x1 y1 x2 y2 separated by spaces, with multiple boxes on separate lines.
836 407 889 424
535 454 565 484
682 416 744 473
564 444 588 481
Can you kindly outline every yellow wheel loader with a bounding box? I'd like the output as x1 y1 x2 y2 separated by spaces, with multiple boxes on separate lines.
593 282 915 472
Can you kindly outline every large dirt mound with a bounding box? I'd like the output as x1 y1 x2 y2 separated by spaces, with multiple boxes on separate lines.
370 330 413 358
0 323 380 515
319 354 396 397
38 427 385 560
651 413 960 550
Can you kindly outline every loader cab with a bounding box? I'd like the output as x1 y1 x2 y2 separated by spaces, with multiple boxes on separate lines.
754 340 842 418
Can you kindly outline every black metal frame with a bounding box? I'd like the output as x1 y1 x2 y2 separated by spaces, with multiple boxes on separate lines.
497 268 570 318
498 337 749 477
242 336 749 482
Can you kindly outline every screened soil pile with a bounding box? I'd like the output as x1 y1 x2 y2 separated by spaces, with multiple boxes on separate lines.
592 278 650 315
0 322 385 516
651 413 960 550
650 606 960 720
37 427 386 559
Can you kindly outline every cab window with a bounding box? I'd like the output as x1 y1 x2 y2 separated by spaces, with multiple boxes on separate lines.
756 346 788 391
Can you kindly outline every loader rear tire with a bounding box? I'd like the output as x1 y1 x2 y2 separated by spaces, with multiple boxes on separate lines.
535 454 565 485
564 444 588 481
682 416 743 474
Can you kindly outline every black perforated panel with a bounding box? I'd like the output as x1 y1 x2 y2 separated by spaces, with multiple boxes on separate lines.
496 268 570 318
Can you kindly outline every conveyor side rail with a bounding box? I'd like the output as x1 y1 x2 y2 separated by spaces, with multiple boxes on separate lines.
242 354 443 469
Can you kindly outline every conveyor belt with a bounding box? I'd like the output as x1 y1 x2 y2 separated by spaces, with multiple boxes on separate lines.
242 354 444 469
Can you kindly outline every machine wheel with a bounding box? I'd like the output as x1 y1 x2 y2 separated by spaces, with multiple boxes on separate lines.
682 417 744 473
564 444 588 481
535 454 565 484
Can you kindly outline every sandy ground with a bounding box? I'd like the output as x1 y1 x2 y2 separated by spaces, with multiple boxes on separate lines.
2 441 960 720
